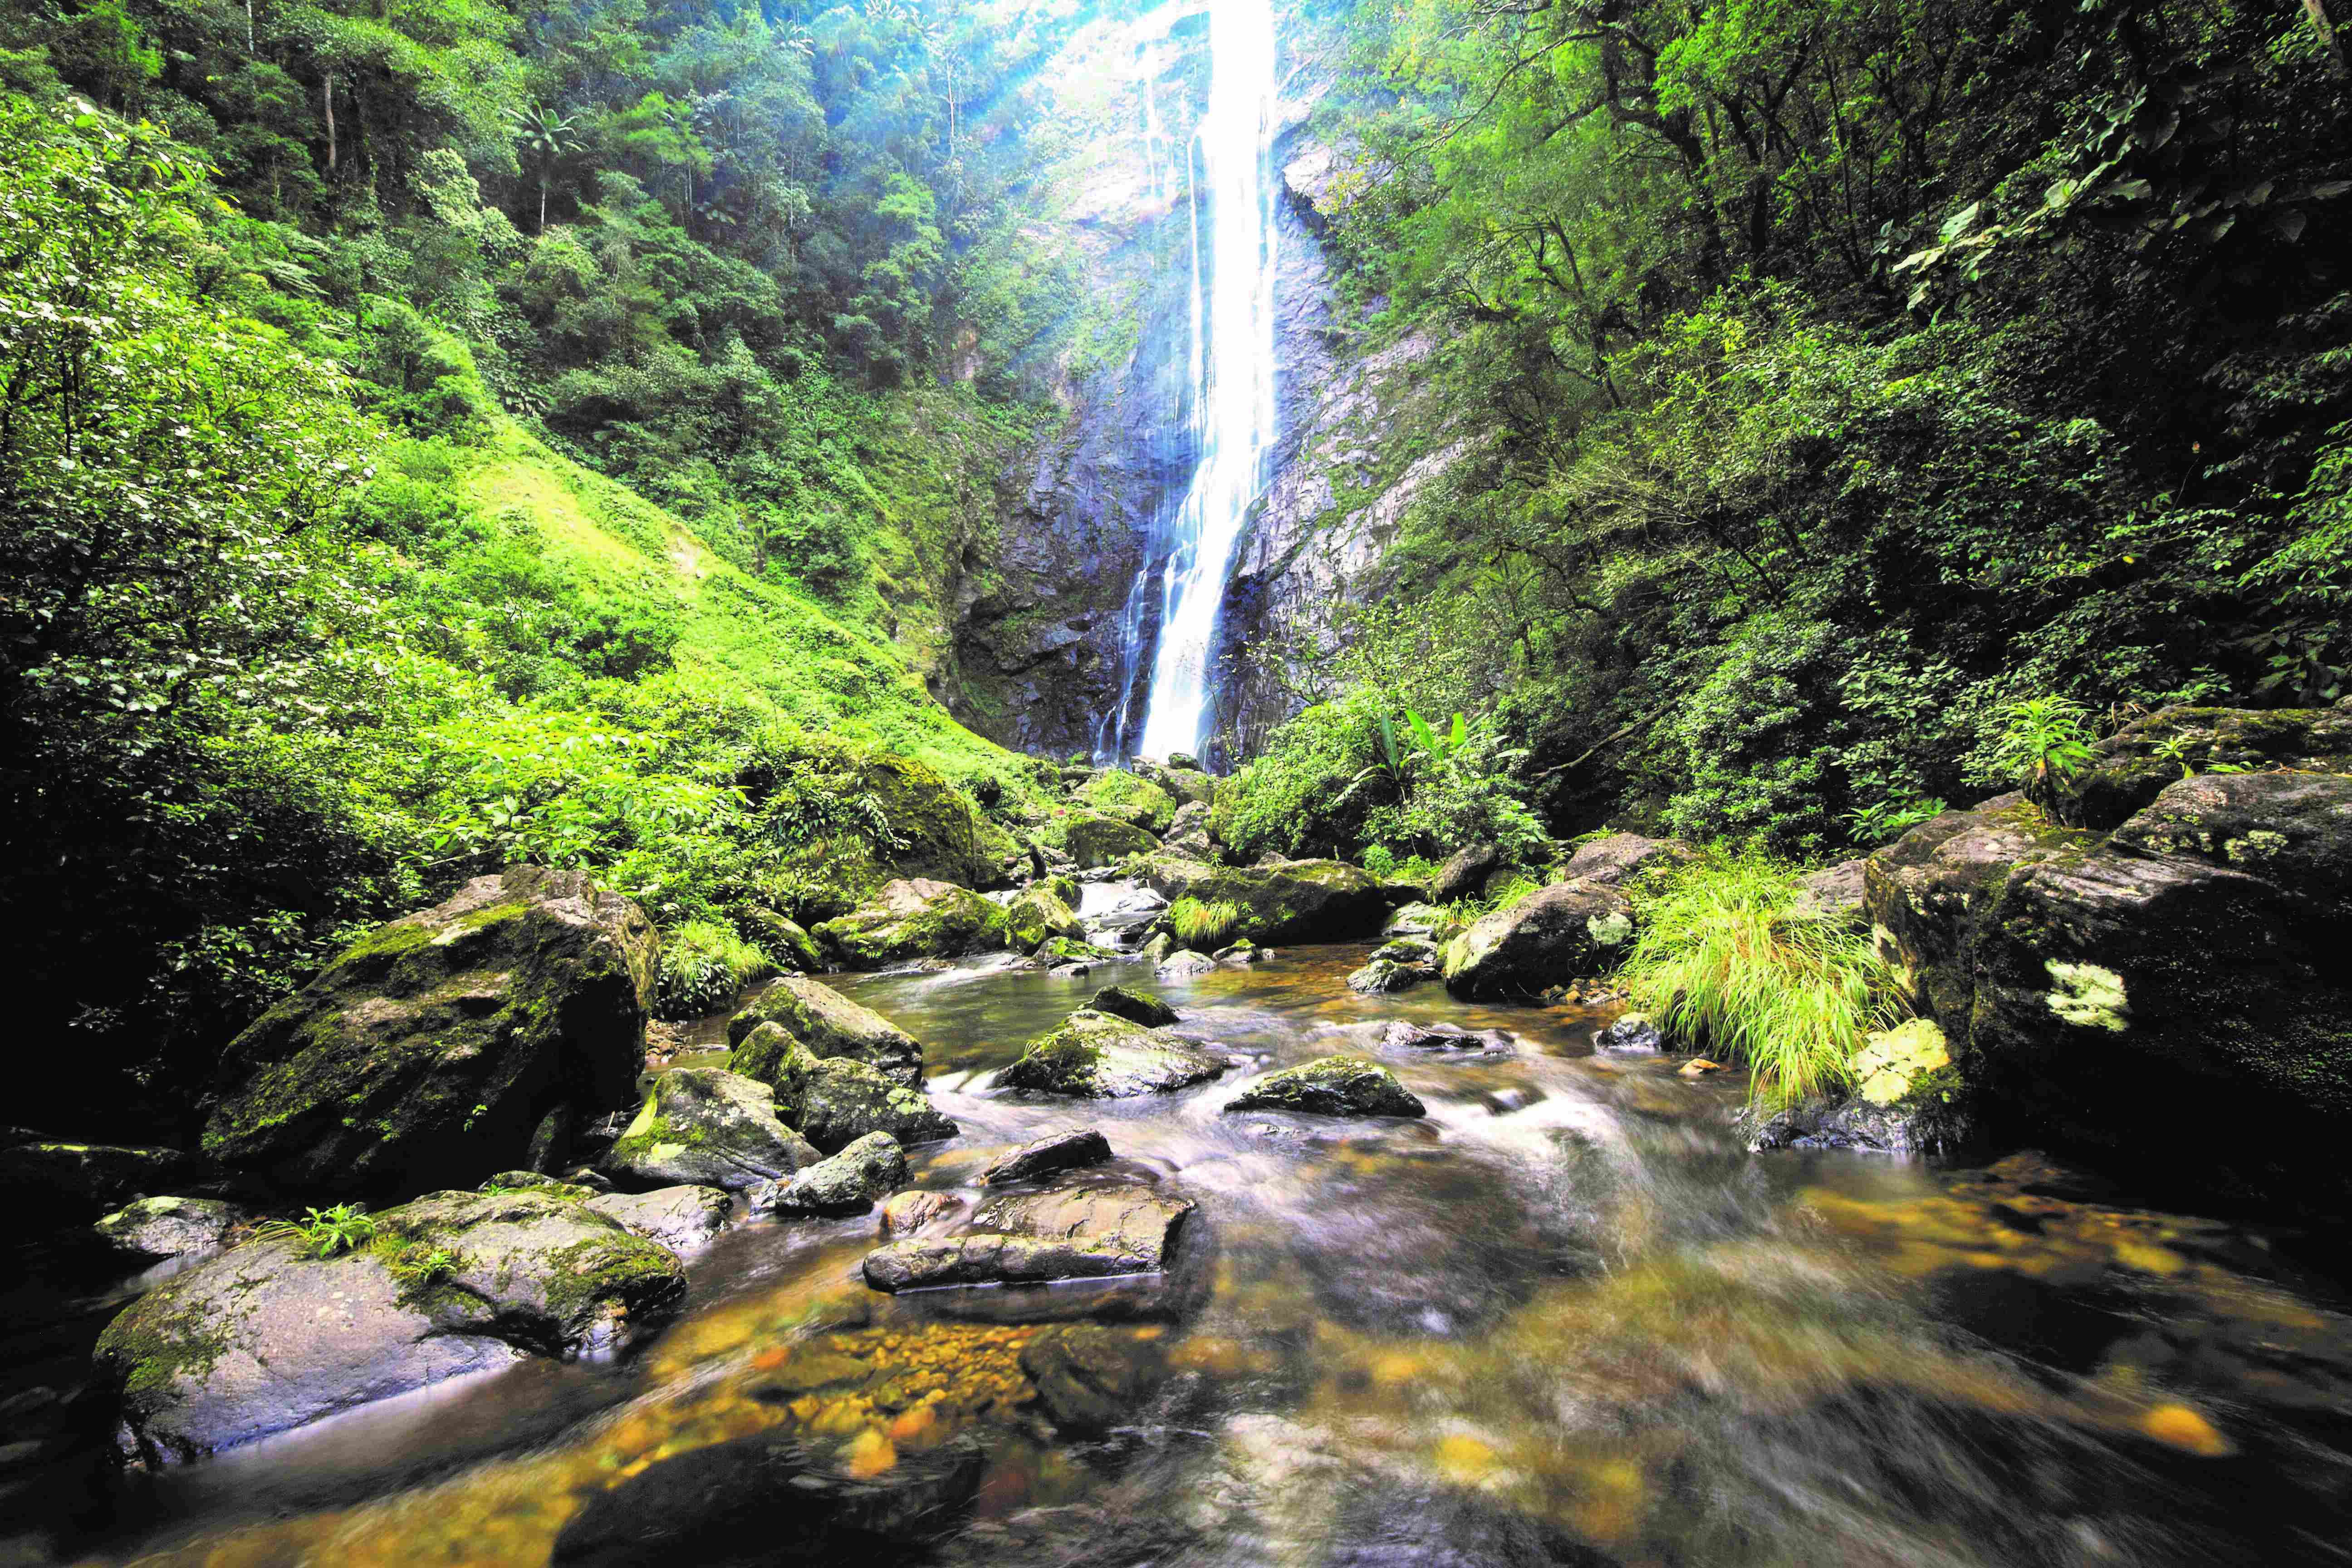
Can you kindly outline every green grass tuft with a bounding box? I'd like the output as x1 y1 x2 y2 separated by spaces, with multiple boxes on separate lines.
1168 897 1245 951
654 919 775 1020
1619 851 1903 1108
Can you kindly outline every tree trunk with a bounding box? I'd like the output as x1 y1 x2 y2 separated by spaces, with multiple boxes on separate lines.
539 172 548 233
323 73 337 172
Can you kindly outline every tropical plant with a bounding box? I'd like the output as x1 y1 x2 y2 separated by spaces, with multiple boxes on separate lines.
1985 697 2097 795
1620 854 1904 1110
505 102 579 233
254 1204 379 1259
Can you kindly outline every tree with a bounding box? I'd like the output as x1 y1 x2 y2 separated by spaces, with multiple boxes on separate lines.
506 100 579 231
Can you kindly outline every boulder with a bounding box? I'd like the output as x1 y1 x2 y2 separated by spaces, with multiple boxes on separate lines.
1742 1097 1971 1157
1378 1021 1503 1054
1085 985 1179 1028
1004 885 1086 954
1851 1019 1955 1107
998 1010 1228 1098
812 878 1010 970
745 909 823 972
1595 1014 1663 1054
1867 762 2352 1213
1557 833 1699 887
584 1186 732 1252
601 1070 819 1191
794 1055 959 1153
201 866 656 1204
1060 811 1161 869
1164 800 1216 858
92 1196 247 1261
1429 844 1499 903
0 1135 200 1230
1223 1056 1426 1118
95 1188 683 1465
549 1434 984 1567
726 977 925 1088
981 1129 1112 1185
1073 769 1179 833
1441 879 1636 1001
1156 949 1217 978
1041 873 1082 907
1381 902 1454 939
1346 958 1422 995
1137 857 1389 945
751 1132 908 1217
1793 858 1869 924
2057 702 2352 830
862 1183 1193 1292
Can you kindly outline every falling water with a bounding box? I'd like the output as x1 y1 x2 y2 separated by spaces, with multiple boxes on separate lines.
1136 0 1281 760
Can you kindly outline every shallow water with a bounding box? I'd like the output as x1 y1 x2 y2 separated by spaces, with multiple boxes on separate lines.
25 936 2352 1567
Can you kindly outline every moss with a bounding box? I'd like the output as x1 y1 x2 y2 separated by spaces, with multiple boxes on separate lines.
1074 770 1177 833
2045 960 2130 1032
539 1235 685 1337
99 1288 240 1405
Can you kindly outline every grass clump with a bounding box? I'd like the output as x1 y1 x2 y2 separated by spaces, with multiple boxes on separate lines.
253 1204 379 1259
1168 897 1245 951
654 920 775 1020
1619 852 1903 1109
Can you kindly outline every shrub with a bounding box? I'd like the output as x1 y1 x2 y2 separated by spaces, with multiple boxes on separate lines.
1620 853 1903 1108
653 919 774 1020
1168 897 1244 951
253 1203 379 1259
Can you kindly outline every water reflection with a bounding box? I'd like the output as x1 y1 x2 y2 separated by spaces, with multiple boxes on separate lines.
46 938 2352 1568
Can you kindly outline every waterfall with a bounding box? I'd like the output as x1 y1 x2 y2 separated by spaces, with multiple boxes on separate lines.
1135 0 1280 761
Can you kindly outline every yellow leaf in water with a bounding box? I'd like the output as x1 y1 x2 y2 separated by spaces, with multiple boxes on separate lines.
2140 1403 2231 1457
1434 1433 1497 1483
844 1427 898 1476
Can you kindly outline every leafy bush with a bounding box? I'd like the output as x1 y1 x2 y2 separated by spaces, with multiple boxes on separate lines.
1983 696 2097 798
653 920 774 1020
253 1204 379 1259
1168 897 1244 951
1620 853 1904 1109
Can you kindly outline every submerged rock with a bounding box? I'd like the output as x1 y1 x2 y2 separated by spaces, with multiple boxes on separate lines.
877 1189 961 1236
95 1188 684 1466
1441 879 1636 1002
1742 1096 1972 1157
549 1433 985 1567
584 1186 732 1251
981 1128 1112 1185
1020 1322 1170 1435
92 1196 247 1261
201 866 656 1204
727 975 926 1088
813 878 1010 970
1085 984 1179 1027
1378 1021 1503 1054
601 1069 819 1191
862 1182 1194 1291
1224 1056 1426 1118
752 1132 908 1217
998 1010 1227 1098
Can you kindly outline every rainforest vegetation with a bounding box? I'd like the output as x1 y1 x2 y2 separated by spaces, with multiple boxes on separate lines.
1 0 2347 1131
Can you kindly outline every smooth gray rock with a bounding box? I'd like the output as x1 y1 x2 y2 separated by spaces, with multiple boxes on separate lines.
981 1129 1112 1186
585 1185 731 1250
751 1131 908 1217
92 1196 247 1261
1156 949 1217 978
862 1183 1193 1291
1557 832 1698 887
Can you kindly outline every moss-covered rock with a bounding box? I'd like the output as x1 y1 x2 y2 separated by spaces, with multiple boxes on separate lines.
92 1196 248 1261
1073 769 1179 833
750 1130 908 1216
93 1188 684 1466
726 976 926 1088
998 1009 1226 1098
1866 764 2352 1215
793 1056 959 1152
601 1068 820 1191
1163 799 1216 858
1054 810 1161 869
1223 1055 1425 1117
2058 703 2352 829
1004 885 1086 954
1085 985 1179 1027
745 909 824 972
201 867 656 1205
1439 879 1636 1001
1136 857 1388 945
812 877 1011 969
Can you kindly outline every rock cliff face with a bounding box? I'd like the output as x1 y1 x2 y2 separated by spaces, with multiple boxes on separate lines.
936 1 1471 763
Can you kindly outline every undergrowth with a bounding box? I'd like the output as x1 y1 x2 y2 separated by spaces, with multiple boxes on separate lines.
1620 852 1903 1108
1169 897 1245 950
653 920 775 1020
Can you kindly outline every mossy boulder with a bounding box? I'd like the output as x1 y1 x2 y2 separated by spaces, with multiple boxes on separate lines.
751 1131 909 1216
1086 985 1179 1028
2056 703 2352 830
94 1188 684 1466
1866 763 2352 1215
1223 1056 1426 1118
1163 800 1216 858
794 1057 960 1152
745 909 823 972
812 877 1011 969
93 1196 248 1262
1057 810 1161 869
1136 857 1388 945
999 1010 1227 1098
1073 769 1178 833
1557 832 1699 888
0 1137 199 1232
1004 885 1086 954
602 1069 820 1191
1440 879 1636 1001
201 867 657 1205
727 976 926 1088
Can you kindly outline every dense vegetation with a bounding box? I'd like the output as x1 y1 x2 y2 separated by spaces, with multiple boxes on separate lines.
1231 0 2352 861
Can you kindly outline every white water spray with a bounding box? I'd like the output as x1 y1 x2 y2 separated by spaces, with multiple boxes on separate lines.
1136 0 1280 760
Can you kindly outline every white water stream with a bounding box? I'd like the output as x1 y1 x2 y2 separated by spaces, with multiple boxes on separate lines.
1135 0 1281 760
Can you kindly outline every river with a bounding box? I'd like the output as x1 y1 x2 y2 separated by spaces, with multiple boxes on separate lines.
26 920 2352 1566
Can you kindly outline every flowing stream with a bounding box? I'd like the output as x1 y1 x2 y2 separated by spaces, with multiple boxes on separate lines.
29 906 2352 1567
1134 0 1282 761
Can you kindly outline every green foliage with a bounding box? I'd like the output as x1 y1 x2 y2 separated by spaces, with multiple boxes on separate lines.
384 1243 464 1292
1984 697 2097 795
1620 853 1904 1110
653 919 773 1022
254 1204 379 1259
1167 897 1244 952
